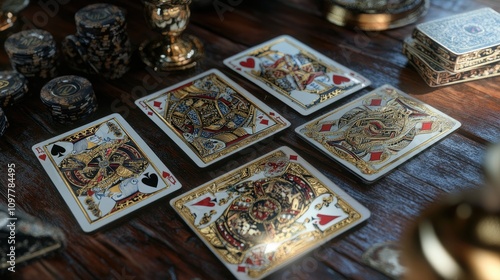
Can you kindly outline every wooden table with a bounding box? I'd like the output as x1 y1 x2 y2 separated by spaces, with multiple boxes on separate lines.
1 0 499 279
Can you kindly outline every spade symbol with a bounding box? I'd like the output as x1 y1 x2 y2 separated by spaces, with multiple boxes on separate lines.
141 173 158 188
51 144 66 157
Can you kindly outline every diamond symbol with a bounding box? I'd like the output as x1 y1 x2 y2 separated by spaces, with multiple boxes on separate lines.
370 99 382 106
237 266 246 272
369 151 383 161
153 101 162 108
270 112 275 116
421 122 433 131
320 124 333 131
260 119 269 125
289 155 298 161
147 111 153 116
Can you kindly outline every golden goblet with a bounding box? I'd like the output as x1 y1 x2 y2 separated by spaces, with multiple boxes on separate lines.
139 0 203 71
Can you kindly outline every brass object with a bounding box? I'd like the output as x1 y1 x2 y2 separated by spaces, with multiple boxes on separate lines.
401 143 500 280
324 0 429 31
139 0 203 71
0 0 29 31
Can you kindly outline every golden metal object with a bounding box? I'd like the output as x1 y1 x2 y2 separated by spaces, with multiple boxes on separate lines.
324 0 429 31
401 142 500 280
0 0 29 31
139 0 203 71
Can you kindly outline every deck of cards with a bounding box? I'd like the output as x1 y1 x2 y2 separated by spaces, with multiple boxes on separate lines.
403 8 500 86
170 146 370 280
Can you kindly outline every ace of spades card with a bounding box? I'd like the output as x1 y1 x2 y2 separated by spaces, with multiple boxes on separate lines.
135 69 290 167
224 35 371 115
295 85 462 183
32 114 181 232
170 146 370 280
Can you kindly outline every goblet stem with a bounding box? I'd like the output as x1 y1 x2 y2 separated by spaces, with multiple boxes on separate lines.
139 0 203 71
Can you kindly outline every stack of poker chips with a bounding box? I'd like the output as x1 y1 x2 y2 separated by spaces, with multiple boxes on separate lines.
324 0 429 31
403 8 500 87
0 107 8 137
40 75 98 124
62 3 131 80
0 70 29 107
4 29 58 79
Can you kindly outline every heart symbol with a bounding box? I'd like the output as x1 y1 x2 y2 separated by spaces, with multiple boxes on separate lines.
193 197 216 207
87 189 95 196
333 75 350 85
141 172 159 188
317 214 339 226
162 171 170 178
39 154 47 161
239 58 255 68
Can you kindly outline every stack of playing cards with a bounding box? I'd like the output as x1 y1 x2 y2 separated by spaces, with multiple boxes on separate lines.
403 8 500 87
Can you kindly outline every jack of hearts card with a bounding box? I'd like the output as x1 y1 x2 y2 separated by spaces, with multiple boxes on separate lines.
32 113 181 232
170 146 370 280
224 35 371 115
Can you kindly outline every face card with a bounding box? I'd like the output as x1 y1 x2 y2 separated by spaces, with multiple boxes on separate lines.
170 146 370 280
295 85 461 183
135 69 290 167
32 113 182 232
223 35 371 115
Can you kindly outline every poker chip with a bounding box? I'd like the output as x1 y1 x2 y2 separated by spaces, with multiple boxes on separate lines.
40 75 98 124
4 29 58 79
0 70 28 107
62 3 131 79
0 107 8 137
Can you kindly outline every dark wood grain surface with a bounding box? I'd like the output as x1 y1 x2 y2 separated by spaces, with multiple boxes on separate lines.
1 0 499 279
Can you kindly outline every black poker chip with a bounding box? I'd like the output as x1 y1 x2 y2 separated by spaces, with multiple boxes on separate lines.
62 4 131 80
75 3 126 35
0 107 8 137
0 70 28 107
40 75 98 124
4 29 58 79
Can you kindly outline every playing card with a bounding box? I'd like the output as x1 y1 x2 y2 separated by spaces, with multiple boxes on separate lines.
135 69 290 167
413 8 500 70
170 146 370 280
295 85 461 183
32 113 181 232
223 35 370 115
